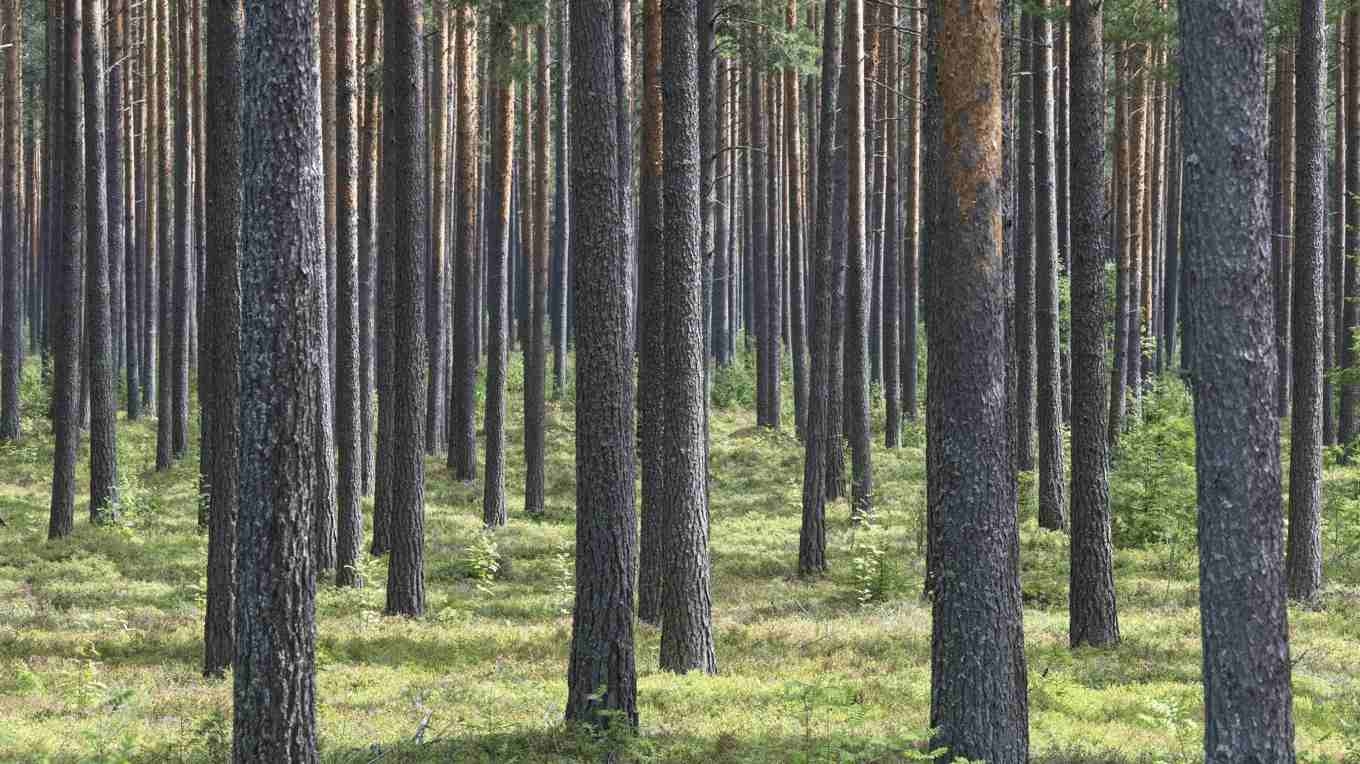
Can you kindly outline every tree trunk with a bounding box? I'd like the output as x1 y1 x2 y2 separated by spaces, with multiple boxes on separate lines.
924 0 1029 756
155 0 172 471
844 0 872 520
1180 0 1298 755
1342 12 1360 447
425 3 448 455
1326 18 1344 447
50 0 84 540
525 22 550 519
359 0 379 494
0 0 23 440
551 0 569 396
1068 0 1119 648
482 19 514 531
381 0 427 616
449 5 478 481
903 13 920 421
565 0 638 730
787 0 808 439
1287 0 1326 603
881 0 899 449
658 0 716 674
1277 43 1297 418
1015 12 1036 472
335 0 363 588
637 0 666 626
1033 0 1066 531
232 0 323 758
173 0 192 463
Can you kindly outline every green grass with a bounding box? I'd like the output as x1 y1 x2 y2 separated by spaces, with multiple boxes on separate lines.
1 355 1359 762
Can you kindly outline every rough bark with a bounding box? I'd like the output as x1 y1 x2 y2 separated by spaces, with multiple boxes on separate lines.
359 0 380 494
173 0 192 462
449 6 478 481
1342 13 1360 447
232 0 322 756
482 16 514 530
924 0 1029 757
787 0 808 439
1033 0 1066 531
1180 0 1298 756
565 0 638 730
1287 0 1325 603
335 0 363 588
881 1 899 449
526 22 550 518
50 0 84 541
1015 13 1036 471
382 0 427 616
202 0 242 678
155 0 172 471
844 0 872 520
1 0 25 440
1068 0 1119 648
551 0 569 396
425 3 449 455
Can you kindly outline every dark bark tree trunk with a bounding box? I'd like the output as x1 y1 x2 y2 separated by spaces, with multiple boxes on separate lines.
1180 0 1298 756
713 58 729 369
1068 0 1119 648
108 1 126 420
1125 44 1146 413
765 45 782 430
127 31 141 422
1 0 23 440
482 16 514 530
381 0 427 616
425 3 449 456
903 13 920 422
1287 0 1325 603
525 22 550 518
565 0 638 730
638 0 666 626
1326 19 1344 447
786 0 808 439
1164 105 1182 370
372 0 394 557
800 0 840 577
335 0 363 588
203 0 242 678
50 0 85 540
881 1 899 449
1276 44 1297 419
232 0 323 758
449 5 477 481
85 0 118 520
1033 0 1066 531
750 42 771 428
843 0 872 520
658 0 716 675
140 0 156 415
551 0 569 396
924 0 1029 757
1341 13 1360 447
1015 12 1036 471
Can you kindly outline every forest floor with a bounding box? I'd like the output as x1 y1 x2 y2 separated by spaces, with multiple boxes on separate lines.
1 356 1359 762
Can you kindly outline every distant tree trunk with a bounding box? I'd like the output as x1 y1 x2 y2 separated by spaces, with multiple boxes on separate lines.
155 0 173 471
1277 43 1297 418
372 0 394 556
843 0 872 520
924 0 1029 757
107 0 126 424
1328 18 1345 447
1164 106 1182 369
801 0 840 576
1342 12 1360 447
381 0 427 616
750 40 771 427
202 0 242 677
1067 0 1119 648
139 0 156 414
1180 0 1298 756
50 0 85 540
551 0 569 396
322 0 336 405
902 14 920 421
127 33 141 422
359 0 380 494
787 0 808 439
658 0 716 674
565 0 638 730
1287 0 1325 603
1125 43 1146 413
1033 0 1066 531
637 0 666 626
1015 13 1036 471
425 2 449 455
449 5 478 481
232 1 323 755
173 0 193 462
1 0 23 441
765 42 783 430
1108 48 1129 449
482 18 514 531
335 0 363 588
713 58 730 369
881 2 899 449
525 22 550 518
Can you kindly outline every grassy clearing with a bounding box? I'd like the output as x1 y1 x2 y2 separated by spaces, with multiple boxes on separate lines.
1 356 1359 762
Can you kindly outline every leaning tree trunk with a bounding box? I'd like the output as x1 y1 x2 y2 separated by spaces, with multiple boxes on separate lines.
1180 0 1298 756
232 0 324 757
924 0 1029 758
381 0 427 617
565 0 639 730
1067 0 1119 648
1287 0 1326 603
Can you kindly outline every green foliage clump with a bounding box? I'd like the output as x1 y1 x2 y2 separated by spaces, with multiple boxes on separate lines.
1110 380 1196 557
